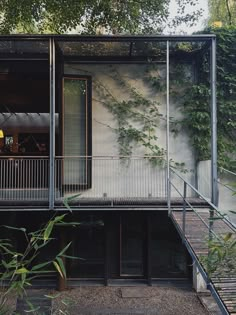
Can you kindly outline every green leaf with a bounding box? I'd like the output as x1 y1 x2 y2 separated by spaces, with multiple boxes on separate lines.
31 261 52 271
58 242 71 257
15 267 29 274
43 221 54 241
223 232 232 242
53 261 64 279
53 214 67 223
61 254 85 260
56 257 66 278
2 225 26 233
63 193 81 211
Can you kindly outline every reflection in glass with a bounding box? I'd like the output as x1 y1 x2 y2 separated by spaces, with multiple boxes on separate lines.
121 216 144 276
63 78 87 186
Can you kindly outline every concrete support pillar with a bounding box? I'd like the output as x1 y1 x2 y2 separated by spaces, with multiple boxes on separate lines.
192 263 207 293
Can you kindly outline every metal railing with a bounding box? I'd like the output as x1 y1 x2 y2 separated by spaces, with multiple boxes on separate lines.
217 167 236 224
0 155 167 204
169 168 236 235
218 167 236 193
169 168 236 315
0 156 49 201
55 156 166 201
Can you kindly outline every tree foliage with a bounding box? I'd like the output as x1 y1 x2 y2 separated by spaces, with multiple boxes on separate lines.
208 0 236 26
0 0 202 34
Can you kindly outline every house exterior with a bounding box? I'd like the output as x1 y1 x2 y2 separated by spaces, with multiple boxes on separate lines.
0 35 217 288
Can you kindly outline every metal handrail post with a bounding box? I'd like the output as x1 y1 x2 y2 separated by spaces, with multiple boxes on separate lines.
183 181 187 237
168 177 171 216
166 40 170 213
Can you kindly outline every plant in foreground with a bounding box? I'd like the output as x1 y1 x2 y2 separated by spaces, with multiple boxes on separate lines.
0 213 72 314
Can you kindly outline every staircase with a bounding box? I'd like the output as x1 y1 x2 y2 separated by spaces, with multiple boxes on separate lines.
169 169 236 315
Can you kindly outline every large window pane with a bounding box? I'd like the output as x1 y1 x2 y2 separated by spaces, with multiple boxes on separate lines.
63 78 88 186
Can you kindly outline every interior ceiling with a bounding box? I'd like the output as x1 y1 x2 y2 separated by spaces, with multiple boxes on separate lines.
0 74 49 113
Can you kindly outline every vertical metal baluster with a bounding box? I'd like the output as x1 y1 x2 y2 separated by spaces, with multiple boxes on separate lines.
182 182 187 237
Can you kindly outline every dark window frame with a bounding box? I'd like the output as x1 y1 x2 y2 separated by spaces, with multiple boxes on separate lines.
61 74 92 190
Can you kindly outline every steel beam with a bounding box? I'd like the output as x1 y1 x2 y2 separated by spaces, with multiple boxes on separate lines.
0 34 215 41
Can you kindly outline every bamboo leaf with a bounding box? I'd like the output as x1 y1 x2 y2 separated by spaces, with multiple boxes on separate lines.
61 254 85 260
2 225 26 232
43 221 54 241
223 232 232 242
31 261 52 271
56 257 66 278
58 242 71 257
63 193 81 211
53 214 67 223
15 267 29 274
53 261 64 279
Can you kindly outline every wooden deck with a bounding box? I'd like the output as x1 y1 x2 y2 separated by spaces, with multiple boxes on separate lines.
171 210 236 315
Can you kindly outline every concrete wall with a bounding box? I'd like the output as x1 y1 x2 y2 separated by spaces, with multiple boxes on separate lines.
63 64 196 199
218 173 236 224
197 160 236 224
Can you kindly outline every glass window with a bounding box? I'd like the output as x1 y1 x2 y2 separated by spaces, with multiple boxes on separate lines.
63 77 91 189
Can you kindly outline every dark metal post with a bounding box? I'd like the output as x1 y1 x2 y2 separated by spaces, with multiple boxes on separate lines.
210 37 218 206
182 182 187 237
147 214 152 286
104 217 109 286
49 37 55 209
207 208 214 276
166 40 170 213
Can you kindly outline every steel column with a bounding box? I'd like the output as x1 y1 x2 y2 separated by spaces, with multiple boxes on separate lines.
166 41 170 212
147 214 152 286
210 37 218 206
49 38 56 209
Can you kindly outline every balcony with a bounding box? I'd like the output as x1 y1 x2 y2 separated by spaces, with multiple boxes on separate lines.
0 156 167 209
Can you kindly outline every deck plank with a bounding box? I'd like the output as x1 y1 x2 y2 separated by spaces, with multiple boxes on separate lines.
171 210 236 315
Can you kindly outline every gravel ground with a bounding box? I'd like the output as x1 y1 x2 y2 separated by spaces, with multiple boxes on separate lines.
0 286 209 314
51 286 208 315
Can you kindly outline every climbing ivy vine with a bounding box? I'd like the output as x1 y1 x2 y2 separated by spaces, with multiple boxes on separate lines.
181 27 236 171
94 67 164 158
92 65 185 170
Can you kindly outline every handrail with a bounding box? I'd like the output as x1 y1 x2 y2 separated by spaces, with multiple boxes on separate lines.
170 168 236 232
219 167 236 177
217 167 236 194
217 180 236 193
0 155 165 159
170 181 224 243
55 155 166 159
0 156 49 158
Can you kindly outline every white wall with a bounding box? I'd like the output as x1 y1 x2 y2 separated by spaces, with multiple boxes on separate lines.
218 173 236 224
63 64 196 199
197 160 236 224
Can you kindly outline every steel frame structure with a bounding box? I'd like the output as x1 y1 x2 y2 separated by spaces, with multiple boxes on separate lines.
0 34 217 208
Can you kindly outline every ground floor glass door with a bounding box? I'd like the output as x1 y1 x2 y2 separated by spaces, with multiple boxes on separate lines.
120 215 145 276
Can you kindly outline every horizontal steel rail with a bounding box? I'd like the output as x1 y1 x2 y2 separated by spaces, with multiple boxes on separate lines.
219 167 236 177
170 168 236 232
217 167 236 225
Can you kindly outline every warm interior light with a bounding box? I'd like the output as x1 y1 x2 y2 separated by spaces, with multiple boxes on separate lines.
0 129 4 138
212 21 222 28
